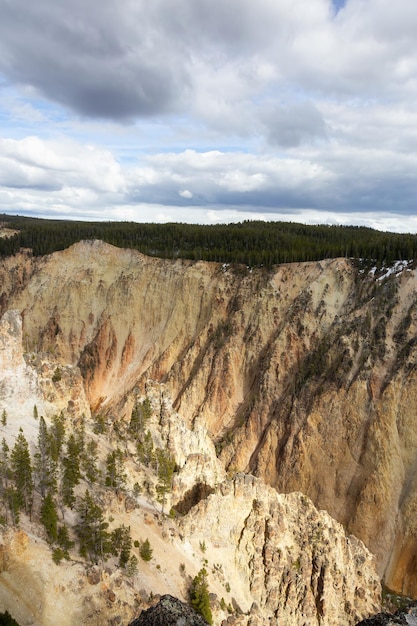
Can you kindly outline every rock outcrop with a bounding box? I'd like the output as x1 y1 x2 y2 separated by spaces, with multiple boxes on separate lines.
180 473 381 626
1 242 417 595
356 606 417 625
143 381 226 509
0 476 380 626
129 595 209 626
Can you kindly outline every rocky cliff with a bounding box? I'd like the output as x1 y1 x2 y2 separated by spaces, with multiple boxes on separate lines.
180 474 381 626
1 241 417 599
0 312 380 625
0 409 380 626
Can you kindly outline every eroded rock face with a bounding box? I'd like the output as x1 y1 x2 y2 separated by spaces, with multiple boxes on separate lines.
1 242 417 593
0 308 90 436
0 358 382 626
143 381 226 508
0 310 39 420
180 474 381 626
0 322 382 626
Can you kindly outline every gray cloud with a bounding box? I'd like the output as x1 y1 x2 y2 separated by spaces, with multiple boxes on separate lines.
3 0 416 123
0 0 189 119
261 102 327 147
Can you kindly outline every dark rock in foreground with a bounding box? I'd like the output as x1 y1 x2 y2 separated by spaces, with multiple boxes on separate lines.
129 595 209 626
356 606 417 625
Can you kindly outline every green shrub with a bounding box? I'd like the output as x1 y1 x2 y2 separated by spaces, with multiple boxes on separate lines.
52 368 62 383
52 547 66 564
125 555 138 577
139 538 153 561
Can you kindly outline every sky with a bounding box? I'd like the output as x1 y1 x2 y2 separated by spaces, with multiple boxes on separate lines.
0 0 417 232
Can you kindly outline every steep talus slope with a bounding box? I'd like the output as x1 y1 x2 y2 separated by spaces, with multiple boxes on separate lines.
1 242 417 595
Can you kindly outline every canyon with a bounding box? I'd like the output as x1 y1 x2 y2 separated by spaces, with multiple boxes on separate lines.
1 240 417 623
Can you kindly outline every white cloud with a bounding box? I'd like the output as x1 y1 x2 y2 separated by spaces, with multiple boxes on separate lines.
0 136 125 194
179 189 193 199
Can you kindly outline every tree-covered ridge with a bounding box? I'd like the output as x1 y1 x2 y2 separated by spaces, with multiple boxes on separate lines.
1 214 416 267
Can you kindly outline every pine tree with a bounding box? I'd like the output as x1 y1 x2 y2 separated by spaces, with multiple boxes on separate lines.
105 449 126 492
61 434 81 508
5 487 20 526
57 524 74 558
129 398 152 437
190 568 213 625
75 490 110 564
93 414 107 435
34 417 56 498
0 439 11 523
75 416 86 455
40 492 58 542
0 609 20 625
125 554 138 577
0 439 10 497
155 448 176 514
129 404 141 437
139 538 153 562
1 410 7 427
50 413 65 463
10 428 33 518
110 525 132 568
137 430 154 466
81 440 100 484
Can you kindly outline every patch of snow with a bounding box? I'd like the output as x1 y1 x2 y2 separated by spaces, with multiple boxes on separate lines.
377 260 411 281
367 260 414 281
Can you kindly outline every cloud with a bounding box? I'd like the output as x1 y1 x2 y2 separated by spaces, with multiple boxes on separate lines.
3 137 417 224
0 0 417 231
0 0 189 119
260 101 327 147
0 136 125 195
179 189 193 199
2 0 416 123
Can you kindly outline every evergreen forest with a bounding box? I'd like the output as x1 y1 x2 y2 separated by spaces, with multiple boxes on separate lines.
1 213 416 267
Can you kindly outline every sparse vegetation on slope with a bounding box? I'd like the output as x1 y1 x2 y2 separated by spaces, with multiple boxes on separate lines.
0 394 173 578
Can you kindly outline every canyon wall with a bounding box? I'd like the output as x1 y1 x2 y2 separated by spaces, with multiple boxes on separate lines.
1 242 417 595
0 308 380 625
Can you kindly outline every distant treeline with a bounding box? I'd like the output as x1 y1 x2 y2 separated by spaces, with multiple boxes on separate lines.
1 214 416 267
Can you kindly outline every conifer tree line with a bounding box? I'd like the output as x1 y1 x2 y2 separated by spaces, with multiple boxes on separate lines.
0 398 176 571
1 213 417 268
